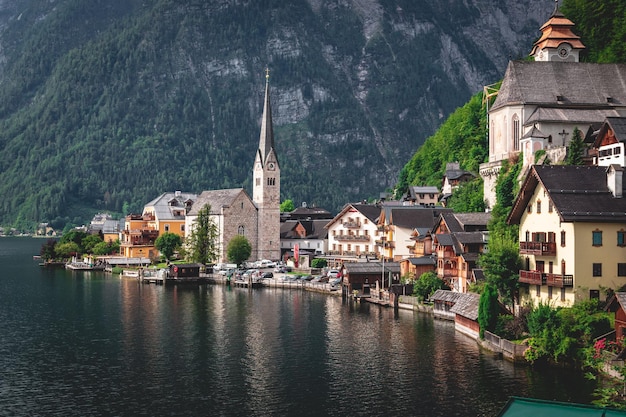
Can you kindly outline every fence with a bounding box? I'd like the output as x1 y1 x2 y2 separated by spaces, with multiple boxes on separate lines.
483 330 527 362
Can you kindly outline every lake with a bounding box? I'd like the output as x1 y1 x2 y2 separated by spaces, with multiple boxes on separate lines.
0 237 595 416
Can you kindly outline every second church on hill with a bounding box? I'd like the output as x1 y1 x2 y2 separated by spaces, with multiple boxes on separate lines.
179 72 280 262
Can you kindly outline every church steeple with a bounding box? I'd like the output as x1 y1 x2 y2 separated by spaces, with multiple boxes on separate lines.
257 68 278 168
530 0 585 62
252 69 281 261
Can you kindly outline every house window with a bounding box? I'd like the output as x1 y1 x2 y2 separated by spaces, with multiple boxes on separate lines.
590 290 600 299
256 178 260 186
560 231 566 247
619 263 626 277
592 263 602 277
238 226 245 236
365 230 369 236
618 230 626 247
548 286 553 299
527 205 532 213
180 224 185 232
592 230 603 246
561 288 565 302
536 200 541 214
525 231 530 242
332 230 336 236
364 219 368 224
548 201 553 213
164 224 170 232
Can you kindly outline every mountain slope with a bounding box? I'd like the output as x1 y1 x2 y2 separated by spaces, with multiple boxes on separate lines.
0 0 546 229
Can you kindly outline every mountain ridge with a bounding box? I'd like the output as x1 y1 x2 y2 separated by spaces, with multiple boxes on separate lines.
0 0 546 230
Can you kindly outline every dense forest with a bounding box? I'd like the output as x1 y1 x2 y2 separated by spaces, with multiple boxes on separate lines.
0 0 548 231
393 0 626 207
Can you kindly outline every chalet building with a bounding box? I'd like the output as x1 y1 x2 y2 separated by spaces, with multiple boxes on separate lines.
280 218 329 261
440 162 476 205
480 4 626 208
377 205 451 261
325 203 382 263
605 292 626 341
405 185 439 206
432 212 490 293
590 117 626 167
121 191 196 259
507 165 626 307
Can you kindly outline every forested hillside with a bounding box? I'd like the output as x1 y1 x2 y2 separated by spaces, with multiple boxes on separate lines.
394 0 626 208
0 0 547 231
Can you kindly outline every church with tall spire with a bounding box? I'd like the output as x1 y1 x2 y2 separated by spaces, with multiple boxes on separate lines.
184 70 281 263
253 69 281 261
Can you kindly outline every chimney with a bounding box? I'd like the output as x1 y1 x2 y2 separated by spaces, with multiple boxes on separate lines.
607 165 623 198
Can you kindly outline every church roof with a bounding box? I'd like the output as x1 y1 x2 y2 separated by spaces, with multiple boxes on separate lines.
491 61 626 112
187 188 251 216
525 107 620 126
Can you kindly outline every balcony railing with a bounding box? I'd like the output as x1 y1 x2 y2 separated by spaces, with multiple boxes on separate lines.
519 270 545 285
519 241 556 256
519 270 574 287
335 235 370 242
342 221 361 229
545 273 574 287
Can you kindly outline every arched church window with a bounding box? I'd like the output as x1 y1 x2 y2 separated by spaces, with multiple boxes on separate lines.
238 226 245 236
513 114 520 151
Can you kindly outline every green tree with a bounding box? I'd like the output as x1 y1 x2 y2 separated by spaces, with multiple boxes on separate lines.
280 199 295 213
227 235 252 267
155 232 182 261
413 271 449 302
40 239 57 261
60 229 88 246
565 127 585 165
55 241 81 259
311 258 327 268
446 178 485 212
478 284 500 339
82 234 103 254
92 240 120 255
185 204 219 265
478 234 522 310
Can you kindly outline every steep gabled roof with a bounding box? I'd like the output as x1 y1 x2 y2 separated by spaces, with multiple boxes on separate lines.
593 117 626 148
325 203 381 228
144 191 198 220
449 292 481 321
188 188 251 216
508 165 626 224
491 61 626 112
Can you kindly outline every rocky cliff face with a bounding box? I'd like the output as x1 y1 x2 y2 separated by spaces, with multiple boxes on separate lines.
0 0 548 226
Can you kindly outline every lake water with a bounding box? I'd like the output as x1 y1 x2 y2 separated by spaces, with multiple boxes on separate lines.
0 238 595 416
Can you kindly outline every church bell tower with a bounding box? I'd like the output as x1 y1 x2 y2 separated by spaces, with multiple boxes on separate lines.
253 69 281 261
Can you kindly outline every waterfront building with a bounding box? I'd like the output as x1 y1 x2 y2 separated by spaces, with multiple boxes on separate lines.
325 203 382 264
507 165 626 307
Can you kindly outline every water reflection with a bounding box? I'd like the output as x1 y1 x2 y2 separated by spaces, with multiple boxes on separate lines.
0 239 597 416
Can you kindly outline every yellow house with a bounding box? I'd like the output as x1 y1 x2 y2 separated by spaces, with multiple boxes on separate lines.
120 191 197 259
508 165 626 307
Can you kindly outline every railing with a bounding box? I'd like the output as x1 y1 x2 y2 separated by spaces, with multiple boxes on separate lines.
335 235 370 242
519 270 544 285
545 273 574 287
342 221 361 229
519 241 556 256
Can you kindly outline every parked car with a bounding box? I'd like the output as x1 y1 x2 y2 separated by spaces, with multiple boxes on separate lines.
261 272 274 279
258 260 276 268
274 266 287 273
327 269 340 278
329 277 342 288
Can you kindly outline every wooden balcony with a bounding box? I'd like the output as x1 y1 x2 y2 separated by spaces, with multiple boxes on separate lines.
335 235 370 242
545 273 574 287
342 221 361 229
519 270 545 285
519 241 556 256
